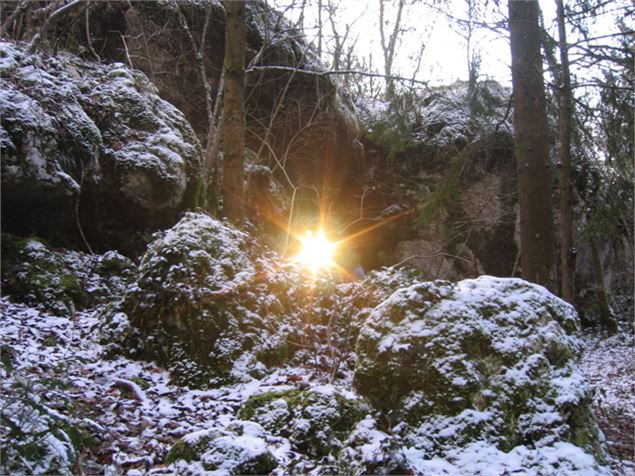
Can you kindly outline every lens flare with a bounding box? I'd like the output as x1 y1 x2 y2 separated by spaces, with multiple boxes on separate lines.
295 229 337 272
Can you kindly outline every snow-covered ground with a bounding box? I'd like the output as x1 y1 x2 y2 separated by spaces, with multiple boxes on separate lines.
580 323 635 475
1 295 632 475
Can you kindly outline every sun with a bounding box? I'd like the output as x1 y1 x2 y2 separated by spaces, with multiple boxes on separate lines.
295 229 337 272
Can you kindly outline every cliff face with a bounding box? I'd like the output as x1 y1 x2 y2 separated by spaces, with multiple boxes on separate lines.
349 81 518 278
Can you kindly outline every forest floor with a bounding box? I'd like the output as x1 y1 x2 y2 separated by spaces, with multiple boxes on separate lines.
579 319 635 475
1 296 633 475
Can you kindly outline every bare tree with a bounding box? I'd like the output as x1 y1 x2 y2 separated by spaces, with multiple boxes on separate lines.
378 0 406 97
555 0 574 303
27 0 83 53
174 2 223 207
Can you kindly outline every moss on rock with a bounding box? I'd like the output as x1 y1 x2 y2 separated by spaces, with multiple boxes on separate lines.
1 234 136 316
117 212 299 387
1 234 84 316
237 386 368 457
166 422 278 474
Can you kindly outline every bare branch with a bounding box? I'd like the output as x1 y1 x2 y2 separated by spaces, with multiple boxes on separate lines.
28 0 84 53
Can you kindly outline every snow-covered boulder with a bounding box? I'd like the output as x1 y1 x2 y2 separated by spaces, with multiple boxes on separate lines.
116 212 298 387
0 40 205 253
353 276 605 460
165 421 278 475
237 385 368 458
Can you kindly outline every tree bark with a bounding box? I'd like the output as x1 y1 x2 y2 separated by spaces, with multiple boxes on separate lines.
221 0 246 225
555 0 575 303
508 0 557 291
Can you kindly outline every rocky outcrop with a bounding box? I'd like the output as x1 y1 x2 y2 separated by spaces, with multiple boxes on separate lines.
8 0 363 221
353 276 605 460
354 81 518 275
0 40 205 254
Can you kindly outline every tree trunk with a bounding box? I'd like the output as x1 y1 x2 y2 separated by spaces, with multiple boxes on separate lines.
508 0 556 291
555 0 575 303
221 0 246 225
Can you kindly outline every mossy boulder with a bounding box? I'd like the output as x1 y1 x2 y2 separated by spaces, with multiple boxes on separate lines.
1 234 136 316
1 235 84 316
118 212 298 387
353 276 605 460
238 385 368 457
166 421 278 475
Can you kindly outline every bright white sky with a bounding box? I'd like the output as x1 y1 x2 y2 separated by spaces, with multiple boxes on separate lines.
271 0 622 89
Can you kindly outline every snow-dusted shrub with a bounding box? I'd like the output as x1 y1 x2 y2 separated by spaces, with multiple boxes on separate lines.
166 421 278 475
354 276 606 460
116 212 299 387
237 385 368 458
0 368 99 475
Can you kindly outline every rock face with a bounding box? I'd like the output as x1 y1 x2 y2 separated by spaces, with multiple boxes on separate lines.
394 239 484 281
0 40 205 253
353 81 518 275
116 212 297 387
353 276 605 459
30 0 362 222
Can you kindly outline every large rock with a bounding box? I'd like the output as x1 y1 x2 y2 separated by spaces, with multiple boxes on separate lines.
19 0 363 223
115 212 297 387
353 276 605 459
354 81 518 275
0 40 205 253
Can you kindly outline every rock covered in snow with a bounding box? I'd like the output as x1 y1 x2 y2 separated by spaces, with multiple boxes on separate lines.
354 276 606 460
113 212 298 387
1 233 135 316
166 421 278 475
337 415 410 475
237 385 368 458
0 40 205 253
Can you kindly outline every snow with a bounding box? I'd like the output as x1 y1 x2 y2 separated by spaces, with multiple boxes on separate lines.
406 440 610 476
1 259 630 475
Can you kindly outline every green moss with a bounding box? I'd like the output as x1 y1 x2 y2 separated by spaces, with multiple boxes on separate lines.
165 439 198 464
238 390 303 421
165 430 219 464
1 234 86 316
234 451 278 475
